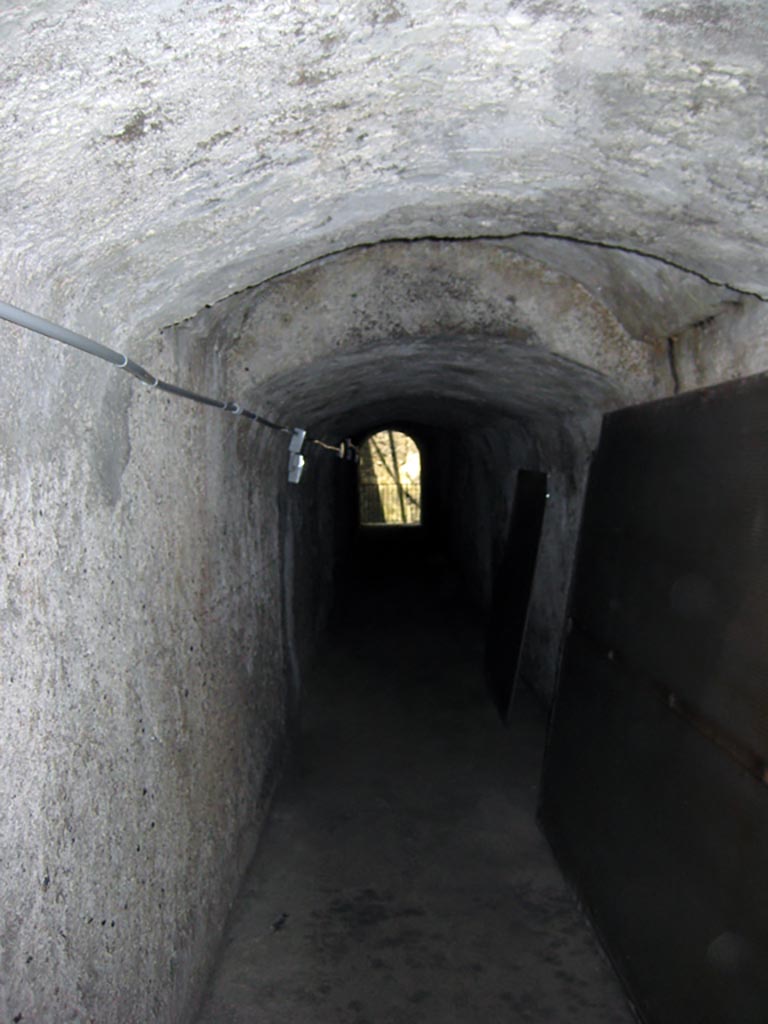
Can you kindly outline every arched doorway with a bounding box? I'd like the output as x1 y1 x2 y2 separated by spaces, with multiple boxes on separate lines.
358 429 422 526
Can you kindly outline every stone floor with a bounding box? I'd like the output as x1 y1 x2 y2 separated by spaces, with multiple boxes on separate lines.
194 529 635 1024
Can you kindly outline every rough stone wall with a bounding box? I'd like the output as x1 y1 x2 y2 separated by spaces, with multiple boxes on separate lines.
281 451 358 703
0 313 290 1024
3 0 768 336
199 241 667 411
671 298 768 392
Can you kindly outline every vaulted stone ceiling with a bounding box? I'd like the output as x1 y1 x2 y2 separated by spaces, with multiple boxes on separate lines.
2 0 767 339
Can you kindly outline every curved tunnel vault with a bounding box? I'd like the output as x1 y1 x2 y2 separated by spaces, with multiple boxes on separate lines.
4 5 768 1022
168 239 671 706
3 235 766 1024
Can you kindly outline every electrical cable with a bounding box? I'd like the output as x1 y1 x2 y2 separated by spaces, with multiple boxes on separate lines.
0 299 357 481
312 439 344 454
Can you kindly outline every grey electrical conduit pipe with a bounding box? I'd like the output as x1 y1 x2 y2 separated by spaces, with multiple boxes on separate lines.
0 299 355 479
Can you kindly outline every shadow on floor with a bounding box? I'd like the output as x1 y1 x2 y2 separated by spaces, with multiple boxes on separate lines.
195 529 634 1024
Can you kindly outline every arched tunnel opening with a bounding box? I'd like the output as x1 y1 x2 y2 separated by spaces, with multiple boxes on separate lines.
178 249 639 1017
4 234 768 1024
4 6 768 1022
202 240 644 720
4 226 768 1024
126 238 760 1023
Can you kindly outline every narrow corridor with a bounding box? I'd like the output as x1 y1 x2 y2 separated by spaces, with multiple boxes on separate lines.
195 530 633 1023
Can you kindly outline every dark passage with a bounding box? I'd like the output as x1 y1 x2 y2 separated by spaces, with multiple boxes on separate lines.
486 470 548 721
195 530 633 1023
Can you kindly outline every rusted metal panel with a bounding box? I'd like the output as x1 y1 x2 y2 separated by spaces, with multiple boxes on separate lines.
540 371 768 1023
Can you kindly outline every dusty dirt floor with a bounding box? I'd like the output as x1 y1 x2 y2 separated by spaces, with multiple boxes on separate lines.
194 528 635 1023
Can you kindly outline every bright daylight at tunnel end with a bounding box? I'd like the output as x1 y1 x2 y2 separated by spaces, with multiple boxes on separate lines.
2 2 768 1023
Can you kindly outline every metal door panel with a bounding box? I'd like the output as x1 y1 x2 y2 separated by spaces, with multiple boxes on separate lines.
541 371 768 1023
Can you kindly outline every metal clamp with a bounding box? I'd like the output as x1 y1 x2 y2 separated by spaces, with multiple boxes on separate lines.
339 438 359 463
288 427 307 484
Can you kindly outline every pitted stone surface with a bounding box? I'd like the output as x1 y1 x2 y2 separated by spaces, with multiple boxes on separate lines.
2 0 768 336
184 240 668 425
0 321 292 1024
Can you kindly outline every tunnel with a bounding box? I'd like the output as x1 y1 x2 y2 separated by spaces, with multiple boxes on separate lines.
2 4 768 1023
